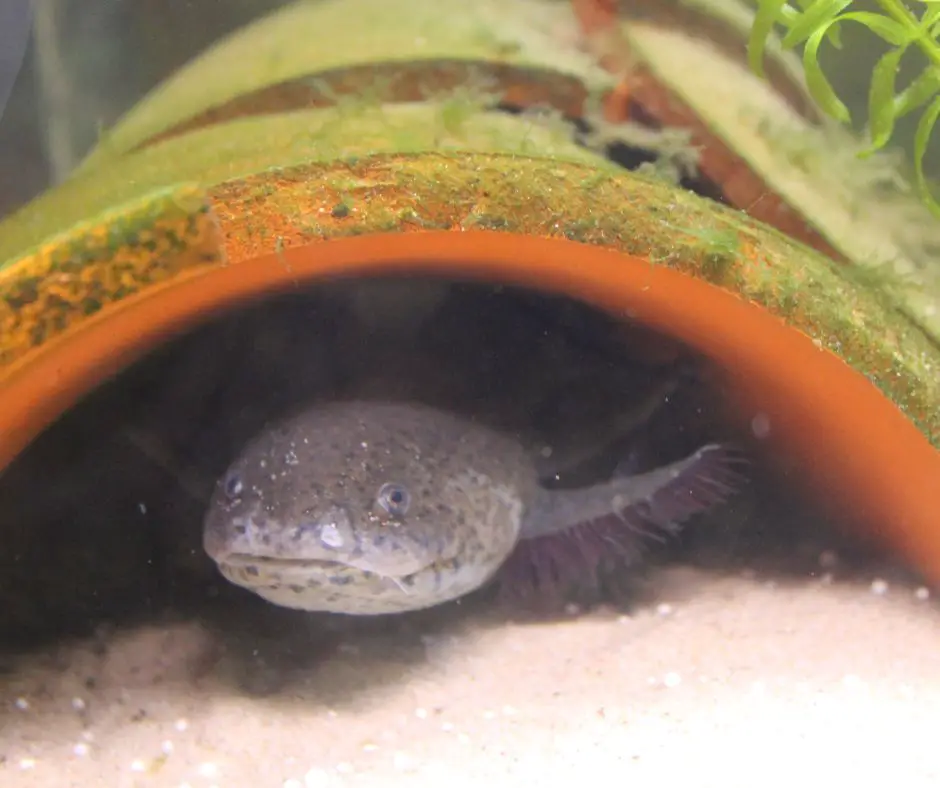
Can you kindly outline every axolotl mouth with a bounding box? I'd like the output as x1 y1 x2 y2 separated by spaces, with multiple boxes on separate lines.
203 495 487 612
213 551 469 614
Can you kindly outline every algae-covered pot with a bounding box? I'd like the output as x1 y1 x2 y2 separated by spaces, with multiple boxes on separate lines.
1 0 939 595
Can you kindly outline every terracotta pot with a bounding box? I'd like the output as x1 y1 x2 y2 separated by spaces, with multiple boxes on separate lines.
1 0 938 589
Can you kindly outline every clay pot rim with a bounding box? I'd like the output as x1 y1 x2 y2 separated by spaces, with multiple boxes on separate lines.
4 230 939 584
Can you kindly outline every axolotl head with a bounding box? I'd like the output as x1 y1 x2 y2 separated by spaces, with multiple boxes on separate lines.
203 401 536 615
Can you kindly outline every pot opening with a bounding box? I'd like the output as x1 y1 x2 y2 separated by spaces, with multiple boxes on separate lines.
0 276 879 649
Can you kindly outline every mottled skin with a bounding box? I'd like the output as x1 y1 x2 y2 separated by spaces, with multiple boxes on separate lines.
204 400 732 615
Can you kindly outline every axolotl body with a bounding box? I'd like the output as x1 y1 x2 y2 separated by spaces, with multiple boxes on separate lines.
203 400 739 614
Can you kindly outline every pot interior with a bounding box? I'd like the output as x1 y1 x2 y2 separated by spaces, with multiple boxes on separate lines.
0 275 887 649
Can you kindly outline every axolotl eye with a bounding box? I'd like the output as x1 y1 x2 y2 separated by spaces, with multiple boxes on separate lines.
376 482 411 518
223 473 244 500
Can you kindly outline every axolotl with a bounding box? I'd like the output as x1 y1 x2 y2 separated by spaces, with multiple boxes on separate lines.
203 400 740 614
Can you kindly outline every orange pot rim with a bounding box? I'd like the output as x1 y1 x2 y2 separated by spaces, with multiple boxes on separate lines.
4 230 939 584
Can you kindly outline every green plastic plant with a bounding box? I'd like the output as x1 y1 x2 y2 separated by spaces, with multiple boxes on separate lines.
746 0 940 216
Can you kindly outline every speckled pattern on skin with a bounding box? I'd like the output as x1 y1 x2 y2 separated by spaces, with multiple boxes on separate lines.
203 400 737 615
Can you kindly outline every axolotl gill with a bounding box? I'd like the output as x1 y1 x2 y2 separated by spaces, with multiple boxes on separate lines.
203 400 741 614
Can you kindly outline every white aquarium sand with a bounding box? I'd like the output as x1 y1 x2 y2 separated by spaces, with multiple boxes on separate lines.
2 559 938 787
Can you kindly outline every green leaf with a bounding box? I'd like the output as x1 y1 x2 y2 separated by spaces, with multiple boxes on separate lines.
778 5 803 26
826 20 844 49
802 25 852 122
781 0 854 47
749 0 791 77
835 11 912 45
894 66 940 118
921 5 940 29
913 95 940 218
867 47 906 151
